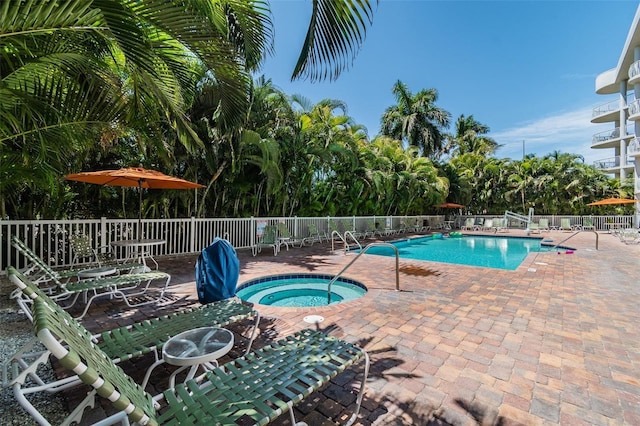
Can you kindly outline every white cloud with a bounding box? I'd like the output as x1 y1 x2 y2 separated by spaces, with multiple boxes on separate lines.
491 107 611 166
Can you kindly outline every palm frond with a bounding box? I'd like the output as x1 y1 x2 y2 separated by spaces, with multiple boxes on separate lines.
293 0 377 82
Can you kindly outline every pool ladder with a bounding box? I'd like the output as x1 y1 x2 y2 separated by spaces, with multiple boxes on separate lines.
327 242 400 304
331 230 362 253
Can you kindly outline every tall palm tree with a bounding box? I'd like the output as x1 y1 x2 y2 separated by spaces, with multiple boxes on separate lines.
380 80 451 158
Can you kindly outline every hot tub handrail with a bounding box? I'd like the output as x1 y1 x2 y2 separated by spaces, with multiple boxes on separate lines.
327 242 400 304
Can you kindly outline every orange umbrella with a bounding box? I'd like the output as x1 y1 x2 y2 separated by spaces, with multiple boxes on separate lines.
587 197 638 206
66 167 205 238
437 202 465 209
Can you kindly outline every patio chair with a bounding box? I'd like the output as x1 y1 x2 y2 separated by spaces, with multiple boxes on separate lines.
461 218 475 230
12 236 139 284
481 218 494 231
68 233 142 271
275 223 305 248
27 295 368 426
493 218 508 233
581 217 595 231
11 236 171 319
4 267 260 425
302 223 325 245
538 218 550 231
529 221 541 234
560 218 573 231
473 217 485 231
619 228 640 244
252 225 279 256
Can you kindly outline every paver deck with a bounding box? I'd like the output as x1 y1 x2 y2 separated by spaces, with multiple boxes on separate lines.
3 229 640 425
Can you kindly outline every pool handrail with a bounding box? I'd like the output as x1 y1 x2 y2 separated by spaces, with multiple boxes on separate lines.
549 230 598 251
343 231 362 252
327 242 400 304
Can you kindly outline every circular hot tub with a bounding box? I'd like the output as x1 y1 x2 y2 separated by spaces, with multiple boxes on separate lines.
236 273 367 308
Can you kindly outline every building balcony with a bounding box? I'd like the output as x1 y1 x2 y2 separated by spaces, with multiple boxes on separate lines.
629 99 640 121
593 156 635 172
629 60 640 86
592 99 621 123
591 125 635 149
591 92 635 124
629 138 640 157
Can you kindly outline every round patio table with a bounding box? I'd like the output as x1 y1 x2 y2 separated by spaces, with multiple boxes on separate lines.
162 327 234 388
110 239 165 271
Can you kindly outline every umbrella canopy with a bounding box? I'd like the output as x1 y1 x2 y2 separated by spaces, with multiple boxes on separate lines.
65 167 205 190
66 167 205 239
437 202 465 209
587 197 638 206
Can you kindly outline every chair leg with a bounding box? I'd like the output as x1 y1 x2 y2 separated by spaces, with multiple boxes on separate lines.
345 350 370 426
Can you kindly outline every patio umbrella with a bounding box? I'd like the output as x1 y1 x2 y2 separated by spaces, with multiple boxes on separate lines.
586 197 639 206
436 202 465 209
66 167 205 239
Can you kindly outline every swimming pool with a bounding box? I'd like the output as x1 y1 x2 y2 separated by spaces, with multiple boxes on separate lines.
364 235 556 270
236 274 367 307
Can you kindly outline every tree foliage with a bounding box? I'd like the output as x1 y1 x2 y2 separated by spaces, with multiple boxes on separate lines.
1 1 625 220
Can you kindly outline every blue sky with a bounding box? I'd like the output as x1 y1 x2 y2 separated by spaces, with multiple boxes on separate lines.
257 0 639 165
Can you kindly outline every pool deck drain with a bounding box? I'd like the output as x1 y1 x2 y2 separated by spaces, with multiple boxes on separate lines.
303 315 325 324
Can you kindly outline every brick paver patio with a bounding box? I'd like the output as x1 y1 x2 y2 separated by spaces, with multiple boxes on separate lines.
3 229 640 425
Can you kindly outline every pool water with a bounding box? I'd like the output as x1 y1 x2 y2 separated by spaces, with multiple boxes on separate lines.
364 235 555 270
236 274 367 307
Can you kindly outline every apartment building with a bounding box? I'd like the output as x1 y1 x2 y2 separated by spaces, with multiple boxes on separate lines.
592 4 640 222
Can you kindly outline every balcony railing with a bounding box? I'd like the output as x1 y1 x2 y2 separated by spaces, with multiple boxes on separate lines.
592 92 635 119
629 60 640 83
592 156 635 170
592 127 620 145
591 124 635 146
592 99 621 118
629 99 640 119
629 138 640 156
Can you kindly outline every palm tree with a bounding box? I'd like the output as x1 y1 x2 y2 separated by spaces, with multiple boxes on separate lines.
380 80 451 158
1 0 273 218
446 115 501 158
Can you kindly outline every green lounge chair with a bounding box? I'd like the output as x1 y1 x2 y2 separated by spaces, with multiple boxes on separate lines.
68 233 142 270
27 295 368 426
560 218 573 231
12 236 171 319
251 225 280 256
538 218 549 231
4 267 260 425
582 217 595 231
13 235 141 283
275 223 305 248
305 223 326 244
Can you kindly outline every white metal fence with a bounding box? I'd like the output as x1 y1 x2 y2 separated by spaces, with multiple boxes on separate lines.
1 214 633 274
0 215 434 272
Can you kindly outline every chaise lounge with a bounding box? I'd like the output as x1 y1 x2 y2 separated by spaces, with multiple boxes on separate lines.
4 267 260 425
26 294 369 426
12 236 171 319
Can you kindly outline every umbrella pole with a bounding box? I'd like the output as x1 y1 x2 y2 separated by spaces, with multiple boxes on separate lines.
138 181 143 241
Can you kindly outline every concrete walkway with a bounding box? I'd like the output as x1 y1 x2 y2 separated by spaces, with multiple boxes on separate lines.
4 229 640 425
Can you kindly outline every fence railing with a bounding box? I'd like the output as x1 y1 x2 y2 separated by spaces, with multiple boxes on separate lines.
1 214 634 274
0 215 439 273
